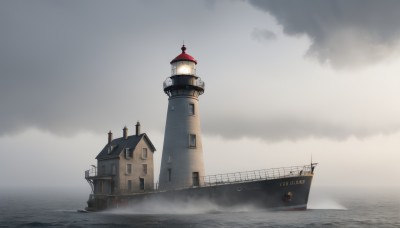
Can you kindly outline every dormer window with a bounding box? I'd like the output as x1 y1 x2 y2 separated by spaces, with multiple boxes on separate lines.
107 145 114 154
125 148 132 159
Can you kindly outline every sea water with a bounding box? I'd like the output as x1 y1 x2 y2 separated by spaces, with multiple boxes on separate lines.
0 187 399 227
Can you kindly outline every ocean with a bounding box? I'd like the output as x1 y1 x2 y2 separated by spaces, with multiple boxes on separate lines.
0 187 399 227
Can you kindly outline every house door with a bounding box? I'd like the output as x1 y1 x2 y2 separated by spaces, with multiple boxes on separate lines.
192 172 199 187
139 178 145 190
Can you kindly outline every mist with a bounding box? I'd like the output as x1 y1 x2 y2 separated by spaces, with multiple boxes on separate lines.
106 198 256 215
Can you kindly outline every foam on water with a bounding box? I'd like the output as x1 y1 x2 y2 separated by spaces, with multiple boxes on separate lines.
104 198 257 215
308 197 347 210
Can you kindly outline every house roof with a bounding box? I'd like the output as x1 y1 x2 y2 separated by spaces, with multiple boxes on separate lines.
96 133 156 160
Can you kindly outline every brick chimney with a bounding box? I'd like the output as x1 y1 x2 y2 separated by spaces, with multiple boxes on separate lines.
108 130 113 143
123 126 128 139
135 121 141 136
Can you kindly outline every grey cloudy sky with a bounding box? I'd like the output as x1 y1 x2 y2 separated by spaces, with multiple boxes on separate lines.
1 0 400 189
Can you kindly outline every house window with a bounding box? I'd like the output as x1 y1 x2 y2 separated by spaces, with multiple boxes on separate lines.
111 164 116 175
125 148 132 159
189 134 196 148
99 181 104 193
189 103 195 115
139 178 145 190
126 164 132 175
128 180 132 191
168 168 172 182
142 148 148 159
101 165 106 175
142 164 147 174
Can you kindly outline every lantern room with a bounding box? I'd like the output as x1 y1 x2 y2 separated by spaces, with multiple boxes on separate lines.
170 45 197 76
163 45 204 97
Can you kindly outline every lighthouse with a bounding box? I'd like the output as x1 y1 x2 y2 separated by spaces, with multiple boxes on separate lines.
159 45 205 190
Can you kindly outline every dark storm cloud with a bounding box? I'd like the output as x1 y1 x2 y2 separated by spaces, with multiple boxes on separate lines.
248 0 400 68
0 0 230 137
0 1 178 136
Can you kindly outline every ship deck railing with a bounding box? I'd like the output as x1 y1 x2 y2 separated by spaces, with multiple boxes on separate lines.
201 164 314 187
154 164 316 191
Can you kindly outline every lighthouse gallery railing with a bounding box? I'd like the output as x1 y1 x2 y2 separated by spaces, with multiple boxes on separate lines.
163 76 205 90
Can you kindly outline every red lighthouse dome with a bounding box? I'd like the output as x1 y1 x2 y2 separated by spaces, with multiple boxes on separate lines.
170 45 197 64
170 45 197 76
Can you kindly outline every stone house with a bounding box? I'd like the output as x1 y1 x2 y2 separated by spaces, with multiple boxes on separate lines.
91 122 156 195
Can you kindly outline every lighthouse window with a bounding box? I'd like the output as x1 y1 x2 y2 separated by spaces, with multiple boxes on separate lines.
168 168 172 181
189 103 195 115
126 164 132 175
189 134 196 148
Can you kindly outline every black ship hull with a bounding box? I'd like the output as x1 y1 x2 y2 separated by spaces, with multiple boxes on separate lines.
86 175 313 211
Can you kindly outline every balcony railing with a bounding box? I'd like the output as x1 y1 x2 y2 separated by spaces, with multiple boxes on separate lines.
85 167 97 179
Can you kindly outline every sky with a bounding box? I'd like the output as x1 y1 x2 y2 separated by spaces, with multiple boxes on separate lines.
1 0 400 191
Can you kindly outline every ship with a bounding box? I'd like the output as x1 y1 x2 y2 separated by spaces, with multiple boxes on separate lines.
84 45 317 211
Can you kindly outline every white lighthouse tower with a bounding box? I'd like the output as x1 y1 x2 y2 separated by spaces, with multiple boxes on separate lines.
159 45 205 190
